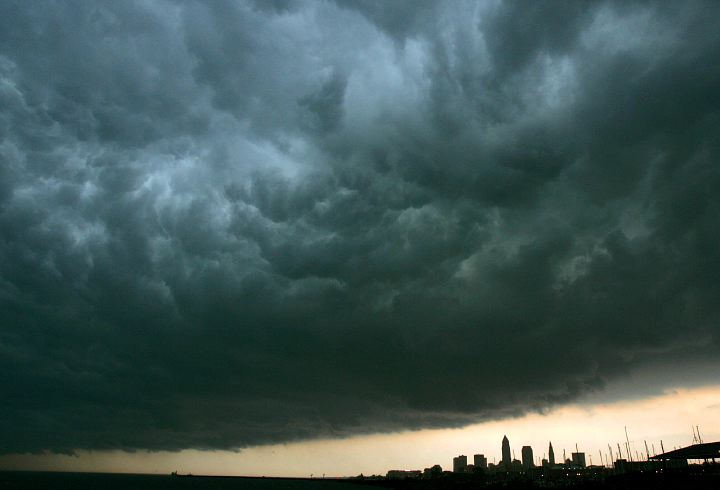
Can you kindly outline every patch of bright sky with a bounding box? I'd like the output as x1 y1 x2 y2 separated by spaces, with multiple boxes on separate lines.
1 383 718 477
581 3 680 62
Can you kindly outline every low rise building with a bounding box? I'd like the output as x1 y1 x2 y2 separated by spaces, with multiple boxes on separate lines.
386 470 421 479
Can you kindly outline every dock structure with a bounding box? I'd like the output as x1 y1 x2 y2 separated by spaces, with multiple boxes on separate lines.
649 442 720 462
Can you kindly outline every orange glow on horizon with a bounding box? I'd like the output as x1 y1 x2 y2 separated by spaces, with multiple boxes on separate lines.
1 384 718 477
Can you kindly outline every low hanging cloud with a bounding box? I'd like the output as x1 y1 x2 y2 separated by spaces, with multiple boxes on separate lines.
1 0 719 454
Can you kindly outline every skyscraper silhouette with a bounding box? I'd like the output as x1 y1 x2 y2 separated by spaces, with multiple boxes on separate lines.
474 454 487 469
549 442 555 465
521 446 534 470
453 455 467 473
502 435 511 468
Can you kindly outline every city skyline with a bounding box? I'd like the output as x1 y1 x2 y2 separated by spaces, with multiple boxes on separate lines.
1 383 717 476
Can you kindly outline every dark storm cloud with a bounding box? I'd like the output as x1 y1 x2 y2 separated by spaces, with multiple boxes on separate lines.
1 0 719 453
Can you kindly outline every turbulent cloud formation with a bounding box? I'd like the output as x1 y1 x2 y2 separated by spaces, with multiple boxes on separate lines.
1 0 719 453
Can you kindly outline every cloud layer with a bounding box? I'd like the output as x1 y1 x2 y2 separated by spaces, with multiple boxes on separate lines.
1 0 719 453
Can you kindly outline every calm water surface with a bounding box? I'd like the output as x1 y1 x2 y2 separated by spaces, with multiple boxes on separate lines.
0 472 377 490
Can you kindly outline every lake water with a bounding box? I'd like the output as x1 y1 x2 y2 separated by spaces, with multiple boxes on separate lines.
0 472 376 490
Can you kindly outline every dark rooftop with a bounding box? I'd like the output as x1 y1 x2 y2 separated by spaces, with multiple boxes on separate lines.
650 442 720 460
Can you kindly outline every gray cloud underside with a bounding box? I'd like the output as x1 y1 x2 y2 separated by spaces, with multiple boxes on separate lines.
1 0 720 453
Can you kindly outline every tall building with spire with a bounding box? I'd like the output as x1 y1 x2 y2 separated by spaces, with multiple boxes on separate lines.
502 435 511 468
549 442 555 465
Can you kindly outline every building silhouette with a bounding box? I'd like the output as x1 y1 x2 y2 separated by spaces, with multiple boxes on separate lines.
502 436 511 468
381 434 720 485
521 446 534 470
453 455 467 473
386 470 421 479
572 452 586 468
474 454 487 469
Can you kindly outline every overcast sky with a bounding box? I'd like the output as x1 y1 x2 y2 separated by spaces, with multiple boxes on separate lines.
1 0 719 461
